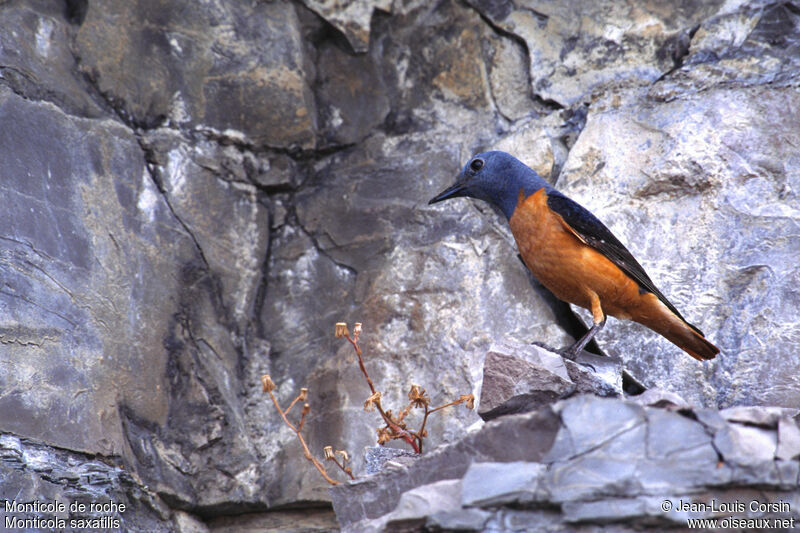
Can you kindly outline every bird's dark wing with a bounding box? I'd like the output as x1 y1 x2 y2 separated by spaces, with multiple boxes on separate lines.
546 190 694 328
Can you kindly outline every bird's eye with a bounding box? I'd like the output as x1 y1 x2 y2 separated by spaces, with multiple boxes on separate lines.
470 158 484 172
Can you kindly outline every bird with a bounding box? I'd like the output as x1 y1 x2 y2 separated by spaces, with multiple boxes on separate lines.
428 150 719 362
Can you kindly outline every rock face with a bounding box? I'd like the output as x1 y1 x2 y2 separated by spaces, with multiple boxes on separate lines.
0 434 172 531
0 0 799 530
477 340 621 420
332 395 800 532
558 82 800 408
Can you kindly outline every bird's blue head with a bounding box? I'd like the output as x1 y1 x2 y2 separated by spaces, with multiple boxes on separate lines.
428 151 552 219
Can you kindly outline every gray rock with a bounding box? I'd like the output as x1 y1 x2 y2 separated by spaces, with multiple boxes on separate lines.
298 0 391 53
545 395 646 461
646 409 714 458
561 496 662 524
173 511 210 533
0 433 173 531
330 407 561 527
563 351 624 397
461 462 546 507
205 508 340 533
478 342 574 420
365 446 419 475
333 396 800 530
140 128 270 325
426 508 492 532
637 409 726 493
630 388 690 409
545 420 648 502
713 423 778 470
0 2 102 117
467 0 726 105
651 1 800 101
478 340 623 420
720 406 800 428
0 87 183 458
315 41 390 146
0 50 271 516
484 31 537 121
4 0 800 527
693 408 730 432
557 82 800 408
76 0 317 147
383 479 462 532
777 417 800 461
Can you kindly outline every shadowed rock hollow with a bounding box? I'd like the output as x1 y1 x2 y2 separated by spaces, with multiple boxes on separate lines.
0 0 798 531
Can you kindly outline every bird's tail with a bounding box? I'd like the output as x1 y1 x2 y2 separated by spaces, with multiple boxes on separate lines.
637 295 719 361
662 320 719 361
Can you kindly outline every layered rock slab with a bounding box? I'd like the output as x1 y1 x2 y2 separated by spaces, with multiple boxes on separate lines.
332 395 800 531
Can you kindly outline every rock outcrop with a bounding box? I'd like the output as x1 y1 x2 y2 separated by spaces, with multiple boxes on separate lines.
332 394 800 532
0 0 798 530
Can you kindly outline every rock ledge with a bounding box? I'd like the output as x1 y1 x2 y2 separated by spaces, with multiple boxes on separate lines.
332 395 800 532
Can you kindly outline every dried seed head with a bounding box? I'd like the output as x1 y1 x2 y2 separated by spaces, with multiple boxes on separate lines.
364 391 382 412
323 446 335 460
377 427 392 445
335 322 349 338
408 384 430 409
299 388 308 401
261 374 276 393
460 394 475 410
302 403 310 415
353 323 362 337
336 450 350 462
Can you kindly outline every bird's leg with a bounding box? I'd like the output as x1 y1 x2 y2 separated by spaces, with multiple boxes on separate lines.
561 318 606 361
561 293 606 368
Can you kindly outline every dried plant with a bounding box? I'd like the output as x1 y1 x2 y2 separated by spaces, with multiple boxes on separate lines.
261 375 354 485
336 322 474 454
262 321 474 485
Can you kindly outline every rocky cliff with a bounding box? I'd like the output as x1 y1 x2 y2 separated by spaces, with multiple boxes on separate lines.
0 0 798 531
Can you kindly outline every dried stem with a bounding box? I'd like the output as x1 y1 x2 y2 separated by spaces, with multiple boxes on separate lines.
346 334 376 394
285 387 308 416
396 401 414 424
297 403 310 432
345 331 420 454
336 322 474 456
331 456 356 480
428 397 470 415
264 380 339 486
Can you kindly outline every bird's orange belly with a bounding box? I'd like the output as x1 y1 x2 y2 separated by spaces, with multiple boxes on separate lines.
508 189 644 321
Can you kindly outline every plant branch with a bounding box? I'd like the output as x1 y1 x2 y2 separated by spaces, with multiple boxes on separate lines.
262 375 340 486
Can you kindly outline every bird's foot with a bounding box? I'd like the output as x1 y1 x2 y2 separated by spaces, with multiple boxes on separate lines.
530 340 597 372
558 347 596 372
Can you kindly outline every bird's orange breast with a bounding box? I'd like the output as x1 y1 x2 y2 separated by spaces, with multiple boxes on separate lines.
508 188 649 321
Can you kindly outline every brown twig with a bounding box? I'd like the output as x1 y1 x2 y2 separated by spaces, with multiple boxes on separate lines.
416 395 474 452
325 447 356 481
297 403 310 432
341 325 421 454
262 375 340 486
335 322 475 456
285 387 307 416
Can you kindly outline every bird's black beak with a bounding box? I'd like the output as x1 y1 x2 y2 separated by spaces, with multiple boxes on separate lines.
428 181 468 205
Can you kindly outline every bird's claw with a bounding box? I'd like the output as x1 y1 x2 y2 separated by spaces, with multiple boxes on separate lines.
559 348 596 372
531 341 597 372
